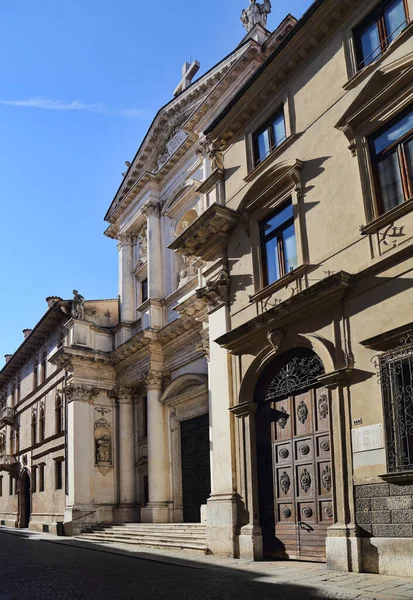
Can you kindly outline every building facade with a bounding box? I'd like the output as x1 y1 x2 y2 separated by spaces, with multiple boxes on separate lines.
2 0 413 578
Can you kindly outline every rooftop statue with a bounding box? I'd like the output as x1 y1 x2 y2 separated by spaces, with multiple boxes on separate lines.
241 0 271 32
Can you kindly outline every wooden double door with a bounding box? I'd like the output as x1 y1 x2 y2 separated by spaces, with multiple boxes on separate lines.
257 387 333 562
181 414 211 523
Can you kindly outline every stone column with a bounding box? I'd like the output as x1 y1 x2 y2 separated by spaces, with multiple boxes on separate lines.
143 201 163 329
197 272 239 556
118 235 135 323
64 384 99 536
231 401 263 560
113 387 138 522
140 370 170 523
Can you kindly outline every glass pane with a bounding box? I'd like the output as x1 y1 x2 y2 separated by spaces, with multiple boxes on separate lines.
374 110 413 154
282 224 298 273
257 129 270 163
272 112 286 148
359 21 382 66
265 237 280 284
384 0 407 43
262 203 293 237
377 151 404 212
404 137 413 193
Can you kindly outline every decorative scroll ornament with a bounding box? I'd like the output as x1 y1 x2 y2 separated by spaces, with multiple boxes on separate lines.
300 468 312 493
324 504 333 518
322 465 332 492
280 471 291 494
318 394 329 419
282 508 292 518
302 507 313 518
265 354 325 401
196 271 230 310
299 444 310 456
279 448 289 459
297 400 309 425
277 407 289 429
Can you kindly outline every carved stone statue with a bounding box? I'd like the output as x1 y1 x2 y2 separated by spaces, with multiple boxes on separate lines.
241 0 271 32
196 137 224 172
96 434 111 463
71 290 85 320
138 225 148 264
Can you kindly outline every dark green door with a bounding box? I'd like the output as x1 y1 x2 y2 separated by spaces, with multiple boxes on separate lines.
181 414 211 523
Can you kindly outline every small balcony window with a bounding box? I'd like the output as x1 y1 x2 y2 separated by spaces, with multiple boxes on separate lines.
253 107 286 166
260 200 297 286
354 0 409 70
370 106 413 215
141 278 148 303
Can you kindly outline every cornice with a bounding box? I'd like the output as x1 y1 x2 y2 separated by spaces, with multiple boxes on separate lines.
216 271 352 355
110 329 158 366
49 346 112 369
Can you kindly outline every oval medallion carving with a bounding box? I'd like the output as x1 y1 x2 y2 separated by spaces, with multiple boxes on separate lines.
300 468 312 493
318 394 329 419
320 440 330 452
302 506 313 518
324 504 333 518
322 465 332 492
282 508 292 518
280 471 291 495
299 444 310 456
279 448 289 459
278 407 289 430
297 400 309 425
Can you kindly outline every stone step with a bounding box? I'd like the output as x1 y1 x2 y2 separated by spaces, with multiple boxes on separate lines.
88 530 206 540
75 533 208 554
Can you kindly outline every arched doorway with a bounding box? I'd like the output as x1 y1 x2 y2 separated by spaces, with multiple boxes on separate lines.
255 348 333 562
18 470 31 528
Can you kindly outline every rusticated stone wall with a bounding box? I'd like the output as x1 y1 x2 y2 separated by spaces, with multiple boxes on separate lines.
355 482 413 537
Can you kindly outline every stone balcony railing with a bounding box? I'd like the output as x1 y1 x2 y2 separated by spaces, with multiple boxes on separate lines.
0 407 16 426
0 454 18 472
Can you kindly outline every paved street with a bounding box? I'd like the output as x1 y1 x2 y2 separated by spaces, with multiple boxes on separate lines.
1 528 413 600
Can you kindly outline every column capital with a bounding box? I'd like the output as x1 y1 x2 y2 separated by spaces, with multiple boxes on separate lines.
143 201 162 219
117 234 135 249
65 384 99 403
109 386 135 404
144 370 169 391
196 270 230 311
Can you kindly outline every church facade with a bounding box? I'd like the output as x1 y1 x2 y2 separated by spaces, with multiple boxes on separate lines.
1 0 413 578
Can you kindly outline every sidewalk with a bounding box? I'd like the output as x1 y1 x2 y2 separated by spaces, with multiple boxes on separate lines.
1 526 413 599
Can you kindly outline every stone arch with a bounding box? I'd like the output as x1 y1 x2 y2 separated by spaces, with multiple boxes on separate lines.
160 373 208 404
174 208 199 237
18 468 31 528
238 332 335 407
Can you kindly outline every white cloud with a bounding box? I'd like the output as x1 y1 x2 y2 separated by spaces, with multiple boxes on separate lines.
0 97 148 118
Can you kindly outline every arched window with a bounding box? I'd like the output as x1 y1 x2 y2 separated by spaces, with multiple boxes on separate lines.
55 394 63 434
33 358 38 389
39 406 45 442
41 351 47 384
31 412 37 446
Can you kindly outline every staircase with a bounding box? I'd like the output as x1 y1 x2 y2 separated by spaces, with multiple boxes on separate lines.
75 523 209 554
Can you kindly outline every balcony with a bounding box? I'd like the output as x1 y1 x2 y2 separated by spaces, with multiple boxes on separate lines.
0 455 18 472
0 407 16 426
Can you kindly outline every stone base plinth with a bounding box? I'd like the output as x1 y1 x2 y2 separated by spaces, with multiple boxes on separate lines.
206 494 239 557
63 504 120 536
140 502 172 523
239 524 263 560
326 523 361 573
113 504 140 524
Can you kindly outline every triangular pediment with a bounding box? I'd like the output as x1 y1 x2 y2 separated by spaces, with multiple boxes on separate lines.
336 52 413 130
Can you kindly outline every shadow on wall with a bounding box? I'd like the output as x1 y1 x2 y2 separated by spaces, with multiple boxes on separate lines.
0 528 342 599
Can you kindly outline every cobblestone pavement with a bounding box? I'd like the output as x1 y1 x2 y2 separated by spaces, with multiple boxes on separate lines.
1 527 413 599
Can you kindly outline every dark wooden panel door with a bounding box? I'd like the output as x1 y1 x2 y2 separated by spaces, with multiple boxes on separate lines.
272 387 332 561
181 414 211 523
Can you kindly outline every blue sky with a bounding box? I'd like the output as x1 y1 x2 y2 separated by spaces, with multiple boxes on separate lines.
0 0 313 363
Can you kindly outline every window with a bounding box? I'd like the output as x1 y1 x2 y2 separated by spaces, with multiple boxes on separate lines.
354 0 409 69
9 475 13 496
55 394 63 434
378 336 413 473
0 476 3 497
260 201 298 286
31 412 37 446
370 106 413 215
39 464 45 492
253 107 286 166
33 359 38 389
15 428 19 454
11 384 15 408
55 460 63 490
9 430 14 455
141 278 148 303
16 376 21 404
32 467 37 493
39 407 45 442
41 351 47 383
